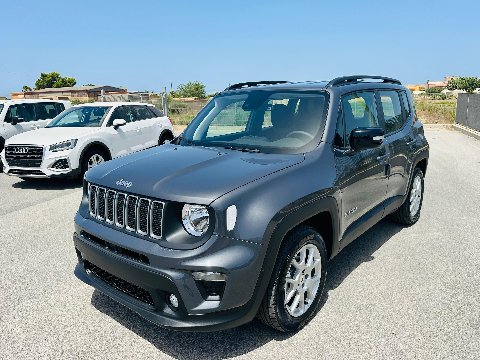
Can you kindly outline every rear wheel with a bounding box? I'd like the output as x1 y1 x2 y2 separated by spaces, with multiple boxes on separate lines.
257 226 327 332
390 167 424 225
81 148 109 176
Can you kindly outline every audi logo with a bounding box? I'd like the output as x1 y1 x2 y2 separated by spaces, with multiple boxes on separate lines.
13 147 29 154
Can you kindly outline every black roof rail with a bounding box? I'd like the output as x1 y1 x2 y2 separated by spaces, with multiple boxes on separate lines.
225 81 290 91
327 75 401 87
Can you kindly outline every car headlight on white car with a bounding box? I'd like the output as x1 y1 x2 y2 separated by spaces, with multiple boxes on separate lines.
181 204 210 236
49 139 78 152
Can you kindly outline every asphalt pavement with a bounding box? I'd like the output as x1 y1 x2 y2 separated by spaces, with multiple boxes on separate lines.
0 128 479 359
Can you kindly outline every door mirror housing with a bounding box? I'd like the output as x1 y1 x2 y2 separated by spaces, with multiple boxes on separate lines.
112 118 127 129
350 127 384 151
11 116 24 125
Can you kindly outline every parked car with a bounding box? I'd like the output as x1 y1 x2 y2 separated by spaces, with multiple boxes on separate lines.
1 102 173 178
72 76 429 333
0 99 71 169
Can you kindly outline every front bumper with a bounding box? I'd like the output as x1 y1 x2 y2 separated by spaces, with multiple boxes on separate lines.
1 149 80 178
73 212 266 331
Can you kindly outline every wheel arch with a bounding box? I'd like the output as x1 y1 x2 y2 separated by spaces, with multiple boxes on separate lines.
79 142 112 164
158 129 174 144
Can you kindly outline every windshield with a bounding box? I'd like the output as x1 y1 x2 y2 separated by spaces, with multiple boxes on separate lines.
47 106 111 128
181 90 329 154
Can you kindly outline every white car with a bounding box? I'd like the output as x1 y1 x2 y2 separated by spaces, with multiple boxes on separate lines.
1 102 174 178
0 99 71 155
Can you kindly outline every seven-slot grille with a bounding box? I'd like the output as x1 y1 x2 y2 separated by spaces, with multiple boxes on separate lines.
88 183 164 239
5 145 44 167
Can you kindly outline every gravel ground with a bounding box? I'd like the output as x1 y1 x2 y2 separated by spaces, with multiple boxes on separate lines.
0 128 479 360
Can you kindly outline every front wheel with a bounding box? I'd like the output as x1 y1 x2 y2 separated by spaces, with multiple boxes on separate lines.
257 226 327 332
390 167 425 225
81 148 108 176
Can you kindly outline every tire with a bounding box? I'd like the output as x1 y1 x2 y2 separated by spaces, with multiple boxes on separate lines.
81 148 109 176
390 167 425 225
158 132 174 145
257 225 327 333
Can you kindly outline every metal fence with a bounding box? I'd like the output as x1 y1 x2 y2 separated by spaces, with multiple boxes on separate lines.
456 94 480 132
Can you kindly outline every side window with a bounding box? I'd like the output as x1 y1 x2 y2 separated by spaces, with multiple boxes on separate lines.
35 102 59 120
341 91 378 147
132 105 154 121
5 103 36 123
379 91 404 134
108 105 133 126
55 103 65 114
334 106 345 147
400 91 411 119
206 101 250 138
149 106 164 117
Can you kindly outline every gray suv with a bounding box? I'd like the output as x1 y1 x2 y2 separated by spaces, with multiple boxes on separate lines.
73 76 429 333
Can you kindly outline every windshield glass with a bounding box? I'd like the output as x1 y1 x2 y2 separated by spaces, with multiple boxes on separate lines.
47 106 111 128
181 90 329 154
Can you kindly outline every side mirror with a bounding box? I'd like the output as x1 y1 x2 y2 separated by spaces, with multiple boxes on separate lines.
350 127 384 151
11 116 24 125
112 118 127 129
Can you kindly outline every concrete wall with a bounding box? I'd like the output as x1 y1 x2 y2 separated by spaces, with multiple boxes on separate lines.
456 94 480 132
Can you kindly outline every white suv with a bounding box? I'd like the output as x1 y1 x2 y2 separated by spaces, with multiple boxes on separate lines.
0 99 71 155
1 102 174 179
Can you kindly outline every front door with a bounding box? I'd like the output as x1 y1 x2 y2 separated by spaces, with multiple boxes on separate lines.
333 91 389 242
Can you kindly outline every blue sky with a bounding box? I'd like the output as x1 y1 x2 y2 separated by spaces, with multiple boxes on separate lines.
0 0 477 97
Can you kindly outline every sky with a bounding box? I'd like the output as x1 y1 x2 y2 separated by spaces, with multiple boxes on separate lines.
0 0 478 97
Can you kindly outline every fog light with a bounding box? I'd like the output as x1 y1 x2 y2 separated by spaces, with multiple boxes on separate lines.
169 293 179 309
192 271 226 282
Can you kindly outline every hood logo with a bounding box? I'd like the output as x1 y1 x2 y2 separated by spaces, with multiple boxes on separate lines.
116 179 133 188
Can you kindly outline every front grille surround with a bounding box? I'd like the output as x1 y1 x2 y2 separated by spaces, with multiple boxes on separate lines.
88 183 164 240
5 145 44 167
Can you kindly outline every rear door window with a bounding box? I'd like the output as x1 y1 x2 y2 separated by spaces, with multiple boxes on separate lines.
35 102 60 120
379 91 405 134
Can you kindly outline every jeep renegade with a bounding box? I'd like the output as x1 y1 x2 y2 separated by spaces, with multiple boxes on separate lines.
73 76 429 332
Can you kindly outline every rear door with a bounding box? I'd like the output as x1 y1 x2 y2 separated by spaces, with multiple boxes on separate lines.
130 105 160 149
377 90 412 200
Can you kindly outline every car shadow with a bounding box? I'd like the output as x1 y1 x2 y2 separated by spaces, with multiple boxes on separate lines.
90 218 404 359
11 177 82 190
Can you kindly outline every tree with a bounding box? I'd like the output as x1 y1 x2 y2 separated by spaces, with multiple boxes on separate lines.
22 85 32 92
175 81 207 98
34 72 77 90
446 77 480 93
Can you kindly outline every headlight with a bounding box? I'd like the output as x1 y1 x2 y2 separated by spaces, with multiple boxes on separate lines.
49 139 78 152
182 204 209 237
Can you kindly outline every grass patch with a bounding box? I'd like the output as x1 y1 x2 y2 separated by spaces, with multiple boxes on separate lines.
414 99 456 124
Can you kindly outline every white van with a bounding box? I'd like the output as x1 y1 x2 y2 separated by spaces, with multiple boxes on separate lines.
0 99 71 153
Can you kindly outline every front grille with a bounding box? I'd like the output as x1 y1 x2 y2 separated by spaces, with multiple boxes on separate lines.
5 145 43 167
88 183 164 240
84 260 154 306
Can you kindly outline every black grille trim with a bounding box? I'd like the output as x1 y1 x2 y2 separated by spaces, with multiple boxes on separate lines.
80 231 150 265
84 260 154 306
5 145 44 167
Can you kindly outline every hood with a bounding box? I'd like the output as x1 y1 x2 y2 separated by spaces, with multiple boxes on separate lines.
86 144 304 205
5 127 99 146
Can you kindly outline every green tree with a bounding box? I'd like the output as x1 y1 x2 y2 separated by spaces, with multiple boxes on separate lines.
447 77 480 93
425 87 442 94
175 81 207 98
34 72 77 90
22 85 32 92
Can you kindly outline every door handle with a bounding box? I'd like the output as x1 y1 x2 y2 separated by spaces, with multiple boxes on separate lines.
376 153 389 163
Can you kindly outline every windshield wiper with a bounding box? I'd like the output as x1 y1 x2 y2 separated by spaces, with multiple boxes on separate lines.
223 145 260 153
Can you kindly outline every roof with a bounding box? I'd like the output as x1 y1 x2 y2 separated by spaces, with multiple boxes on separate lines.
17 85 126 94
71 101 155 107
0 99 70 104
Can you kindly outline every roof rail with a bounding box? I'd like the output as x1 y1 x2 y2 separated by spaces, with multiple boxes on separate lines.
327 75 401 87
225 81 289 91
